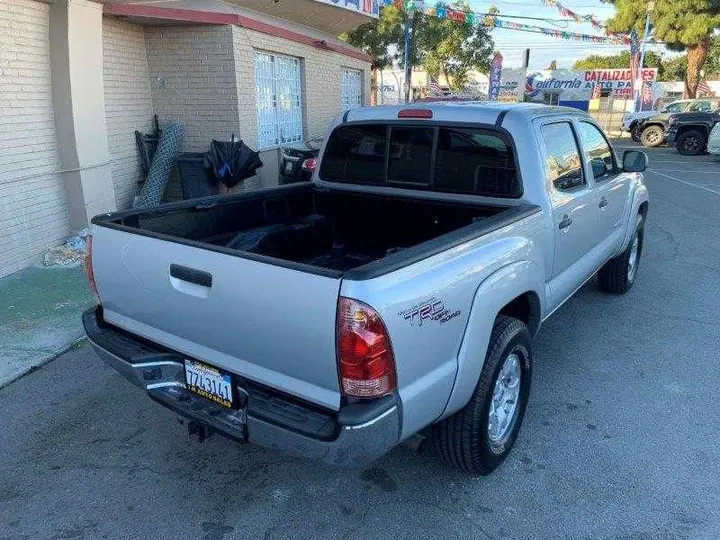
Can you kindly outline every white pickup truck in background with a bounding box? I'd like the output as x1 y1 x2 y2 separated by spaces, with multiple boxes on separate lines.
83 102 649 475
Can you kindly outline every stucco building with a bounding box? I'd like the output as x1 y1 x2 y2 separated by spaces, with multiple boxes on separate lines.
1 0 374 277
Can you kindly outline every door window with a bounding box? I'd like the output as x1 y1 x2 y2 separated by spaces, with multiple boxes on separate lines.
340 68 363 112
577 122 616 180
663 102 684 113
689 100 711 112
541 122 584 191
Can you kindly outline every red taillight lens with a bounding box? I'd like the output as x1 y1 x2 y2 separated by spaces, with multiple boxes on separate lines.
398 108 433 119
301 157 317 172
84 235 99 298
337 297 396 398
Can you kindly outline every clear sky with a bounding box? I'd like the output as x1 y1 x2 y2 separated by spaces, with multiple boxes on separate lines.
465 0 671 69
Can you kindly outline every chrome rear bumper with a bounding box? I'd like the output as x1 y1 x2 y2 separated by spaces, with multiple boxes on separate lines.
83 307 400 467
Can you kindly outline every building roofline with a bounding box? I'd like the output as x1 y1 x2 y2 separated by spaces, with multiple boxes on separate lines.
103 3 372 64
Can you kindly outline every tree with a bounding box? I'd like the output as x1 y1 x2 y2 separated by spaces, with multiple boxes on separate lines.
414 2 495 90
606 0 720 97
342 2 495 99
341 5 404 104
662 54 687 81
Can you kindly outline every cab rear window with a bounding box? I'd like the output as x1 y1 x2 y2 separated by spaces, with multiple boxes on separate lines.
319 123 521 198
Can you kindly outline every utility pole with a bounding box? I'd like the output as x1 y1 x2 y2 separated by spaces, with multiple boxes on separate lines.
634 1 654 111
403 15 412 103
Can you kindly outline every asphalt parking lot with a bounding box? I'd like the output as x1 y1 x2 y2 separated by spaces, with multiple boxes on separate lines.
2 143 719 540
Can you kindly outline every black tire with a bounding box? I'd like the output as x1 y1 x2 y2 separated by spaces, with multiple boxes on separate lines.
598 214 644 294
640 125 664 147
676 130 706 156
630 124 641 142
432 316 532 475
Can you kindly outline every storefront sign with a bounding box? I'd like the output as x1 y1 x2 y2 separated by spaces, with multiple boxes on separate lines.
525 68 658 102
498 68 526 102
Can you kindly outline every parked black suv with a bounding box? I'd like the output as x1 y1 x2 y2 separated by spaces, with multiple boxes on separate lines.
665 108 720 155
636 98 720 149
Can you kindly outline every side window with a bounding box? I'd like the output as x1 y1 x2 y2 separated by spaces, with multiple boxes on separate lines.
690 100 711 112
541 122 584 191
664 102 683 112
577 122 616 180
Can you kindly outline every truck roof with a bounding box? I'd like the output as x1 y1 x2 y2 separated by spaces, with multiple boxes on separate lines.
344 101 587 125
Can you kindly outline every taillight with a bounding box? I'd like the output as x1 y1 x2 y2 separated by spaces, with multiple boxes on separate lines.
337 297 396 398
84 235 99 299
301 157 317 172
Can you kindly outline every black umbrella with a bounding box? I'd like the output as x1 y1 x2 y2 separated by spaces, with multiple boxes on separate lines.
205 139 263 188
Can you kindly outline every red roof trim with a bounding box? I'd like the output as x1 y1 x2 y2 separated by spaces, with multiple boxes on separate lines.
103 4 372 63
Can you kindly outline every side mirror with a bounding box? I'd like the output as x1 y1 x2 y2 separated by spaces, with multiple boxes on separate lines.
623 150 648 172
590 157 608 178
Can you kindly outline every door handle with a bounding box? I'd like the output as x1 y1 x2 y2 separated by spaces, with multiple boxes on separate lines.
558 215 573 230
170 264 212 288
599 197 608 209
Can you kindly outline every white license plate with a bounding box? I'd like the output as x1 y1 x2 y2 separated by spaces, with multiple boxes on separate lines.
184 359 233 408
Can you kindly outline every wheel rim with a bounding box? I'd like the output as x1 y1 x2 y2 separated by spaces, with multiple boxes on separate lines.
628 231 640 281
682 136 700 153
488 352 522 443
645 129 661 145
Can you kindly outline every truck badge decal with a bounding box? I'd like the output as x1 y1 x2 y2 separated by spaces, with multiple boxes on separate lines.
399 297 460 327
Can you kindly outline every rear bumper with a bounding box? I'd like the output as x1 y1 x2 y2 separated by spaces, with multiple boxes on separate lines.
83 307 400 467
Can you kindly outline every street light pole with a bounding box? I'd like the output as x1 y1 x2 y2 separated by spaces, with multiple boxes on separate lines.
634 1 654 111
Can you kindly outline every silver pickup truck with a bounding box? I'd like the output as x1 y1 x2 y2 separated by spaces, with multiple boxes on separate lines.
83 103 649 475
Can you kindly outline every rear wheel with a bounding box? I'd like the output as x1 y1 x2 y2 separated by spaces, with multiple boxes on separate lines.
598 214 644 294
676 130 706 156
432 316 532 475
640 125 664 147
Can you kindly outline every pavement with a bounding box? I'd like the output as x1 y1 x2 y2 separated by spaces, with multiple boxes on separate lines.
1 143 719 540
0 265 94 388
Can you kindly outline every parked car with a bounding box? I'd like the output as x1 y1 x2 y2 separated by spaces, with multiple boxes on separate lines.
83 103 649 475
708 122 720 158
622 99 693 140
636 98 720 147
279 137 323 184
665 108 720 155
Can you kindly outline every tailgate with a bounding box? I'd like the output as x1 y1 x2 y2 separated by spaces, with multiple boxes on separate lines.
91 225 342 410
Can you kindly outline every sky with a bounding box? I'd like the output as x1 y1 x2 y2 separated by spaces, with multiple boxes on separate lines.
464 0 671 70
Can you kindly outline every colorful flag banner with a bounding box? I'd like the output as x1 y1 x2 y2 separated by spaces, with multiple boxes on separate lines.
488 52 503 100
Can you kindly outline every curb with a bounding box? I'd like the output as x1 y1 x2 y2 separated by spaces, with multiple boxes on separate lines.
0 336 88 390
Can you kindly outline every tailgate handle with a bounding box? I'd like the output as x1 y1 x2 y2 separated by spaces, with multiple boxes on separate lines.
170 264 212 288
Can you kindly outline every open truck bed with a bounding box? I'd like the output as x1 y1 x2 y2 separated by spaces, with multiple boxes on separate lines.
93 183 529 279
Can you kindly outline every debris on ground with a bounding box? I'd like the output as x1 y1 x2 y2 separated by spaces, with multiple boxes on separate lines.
43 228 90 267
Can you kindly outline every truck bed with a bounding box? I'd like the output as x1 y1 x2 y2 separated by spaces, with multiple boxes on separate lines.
93 183 527 278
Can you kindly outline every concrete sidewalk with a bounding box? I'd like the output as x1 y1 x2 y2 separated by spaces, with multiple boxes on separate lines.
0 265 95 388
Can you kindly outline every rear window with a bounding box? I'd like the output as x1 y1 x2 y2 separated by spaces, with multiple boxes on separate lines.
319 123 521 198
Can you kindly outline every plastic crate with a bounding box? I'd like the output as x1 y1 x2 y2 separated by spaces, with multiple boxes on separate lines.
176 153 218 200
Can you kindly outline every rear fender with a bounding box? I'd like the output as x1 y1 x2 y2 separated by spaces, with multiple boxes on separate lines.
438 260 544 420
617 181 649 254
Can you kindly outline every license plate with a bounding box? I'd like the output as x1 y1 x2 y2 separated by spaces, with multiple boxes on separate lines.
284 161 294 174
184 359 233 408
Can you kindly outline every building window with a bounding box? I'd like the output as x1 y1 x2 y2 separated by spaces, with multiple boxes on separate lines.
341 68 362 112
255 51 303 149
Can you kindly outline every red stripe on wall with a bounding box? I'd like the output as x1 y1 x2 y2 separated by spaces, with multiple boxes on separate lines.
103 4 372 63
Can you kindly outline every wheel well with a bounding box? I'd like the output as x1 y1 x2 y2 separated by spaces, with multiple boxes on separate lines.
676 125 707 139
498 292 541 337
639 201 649 218
642 123 663 131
